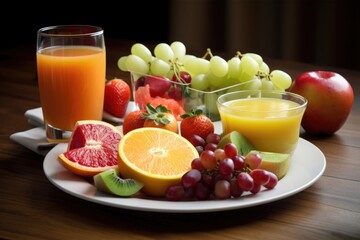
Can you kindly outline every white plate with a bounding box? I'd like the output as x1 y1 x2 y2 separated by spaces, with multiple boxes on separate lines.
43 122 326 213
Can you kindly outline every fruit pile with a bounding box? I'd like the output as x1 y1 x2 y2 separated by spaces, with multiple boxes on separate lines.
57 114 284 200
165 131 279 201
117 41 293 121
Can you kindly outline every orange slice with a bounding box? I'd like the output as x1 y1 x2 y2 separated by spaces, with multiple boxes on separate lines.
58 120 122 177
118 127 199 197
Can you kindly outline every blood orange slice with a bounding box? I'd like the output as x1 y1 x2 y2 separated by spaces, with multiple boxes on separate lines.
58 120 122 177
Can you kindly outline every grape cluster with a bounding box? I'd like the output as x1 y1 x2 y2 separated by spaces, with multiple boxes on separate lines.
165 133 278 201
117 41 292 92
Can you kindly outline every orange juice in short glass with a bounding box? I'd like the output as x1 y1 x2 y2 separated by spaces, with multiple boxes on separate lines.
36 25 106 142
217 90 307 155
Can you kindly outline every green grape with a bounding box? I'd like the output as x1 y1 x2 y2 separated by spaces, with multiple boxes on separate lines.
240 77 262 90
238 72 256 83
190 74 210 91
223 77 240 88
125 54 149 74
259 61 270 75
207 71 227 88
270 70 292 90
166 69 175 79
185 58 210 75
239 55 259 77
170 41 186 60
117 56 128 71
150 58 171 76
243 53 263 66
210 56 228 78
272 83 283 90
181 54 196 65
131 43 152 62
227 57 241 79
260 78 274 90
154 43 174 62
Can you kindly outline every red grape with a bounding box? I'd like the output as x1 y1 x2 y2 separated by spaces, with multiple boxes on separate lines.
214 180 231 199
224 143 238 158
200 150 217 170
250 169 270 186
188 134 206 147
172 71 191 84
182 169 202 189
232 155 245 171
250 183 262 194
263 171 278 189
244 152 262 169
237 172 254 191
166 185 185 201
206 133 221 144
219 158 235 178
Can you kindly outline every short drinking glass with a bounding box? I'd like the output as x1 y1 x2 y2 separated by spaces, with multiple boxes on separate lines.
217 90 307 156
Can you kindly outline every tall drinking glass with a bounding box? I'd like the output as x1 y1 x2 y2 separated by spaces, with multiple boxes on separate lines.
37 25 106 142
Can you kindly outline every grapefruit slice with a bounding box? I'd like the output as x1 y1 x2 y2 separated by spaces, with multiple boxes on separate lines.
58 120 122 177
118 127 199 197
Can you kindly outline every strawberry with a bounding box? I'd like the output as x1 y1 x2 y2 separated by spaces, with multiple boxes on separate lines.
122 109 147 135
180 109 214 140
142 103 179 133
104 78 131 118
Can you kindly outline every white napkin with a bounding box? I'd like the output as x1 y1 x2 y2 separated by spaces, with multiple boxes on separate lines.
10 127 57 156
10 101 136 156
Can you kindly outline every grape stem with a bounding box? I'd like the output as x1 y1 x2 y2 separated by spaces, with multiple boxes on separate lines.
168 59 191 98
202 48 213 59
235 51 243 57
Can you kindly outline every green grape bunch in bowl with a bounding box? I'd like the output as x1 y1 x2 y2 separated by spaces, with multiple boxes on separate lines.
117 41 292 121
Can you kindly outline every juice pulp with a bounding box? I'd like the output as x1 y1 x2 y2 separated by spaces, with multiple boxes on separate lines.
37 46 106 131
219 98 305 155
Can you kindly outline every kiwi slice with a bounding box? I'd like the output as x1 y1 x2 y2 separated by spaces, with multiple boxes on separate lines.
93 167 144 197
218 131 255 156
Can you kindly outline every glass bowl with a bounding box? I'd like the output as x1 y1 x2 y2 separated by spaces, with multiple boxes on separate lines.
130 72 256 121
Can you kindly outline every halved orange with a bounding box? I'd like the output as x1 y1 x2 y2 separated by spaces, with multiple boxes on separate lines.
118 127 199 197
58 120 122 177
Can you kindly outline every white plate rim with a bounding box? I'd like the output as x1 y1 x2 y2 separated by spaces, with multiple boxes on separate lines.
43 124 326 213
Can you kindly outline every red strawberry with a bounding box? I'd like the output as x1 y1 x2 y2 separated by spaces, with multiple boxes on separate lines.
122 109 147 135
180 109 214 140
104 78 131 118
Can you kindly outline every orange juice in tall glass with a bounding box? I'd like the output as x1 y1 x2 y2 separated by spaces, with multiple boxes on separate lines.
36 25 106 142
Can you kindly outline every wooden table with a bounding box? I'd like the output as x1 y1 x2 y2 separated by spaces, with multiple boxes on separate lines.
1 38 359 239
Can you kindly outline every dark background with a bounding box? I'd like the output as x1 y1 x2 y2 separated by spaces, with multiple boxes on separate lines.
1 0 358 70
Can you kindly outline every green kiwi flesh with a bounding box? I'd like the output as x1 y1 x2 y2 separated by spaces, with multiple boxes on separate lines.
93 167 144 197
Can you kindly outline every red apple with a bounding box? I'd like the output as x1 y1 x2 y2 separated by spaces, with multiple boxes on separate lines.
290 71 354 135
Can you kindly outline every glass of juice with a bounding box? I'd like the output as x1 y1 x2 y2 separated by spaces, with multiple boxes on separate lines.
36 25 106 142
217 90 307 156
